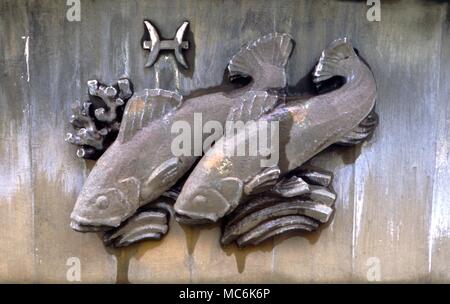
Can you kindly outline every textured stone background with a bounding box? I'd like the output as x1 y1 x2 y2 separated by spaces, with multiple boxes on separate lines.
0 0 449 283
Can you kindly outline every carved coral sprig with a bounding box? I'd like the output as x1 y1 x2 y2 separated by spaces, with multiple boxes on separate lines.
101 165 337 248
65 78 133 160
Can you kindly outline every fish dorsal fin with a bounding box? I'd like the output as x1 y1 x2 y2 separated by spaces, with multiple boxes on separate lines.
118 89 183 143
227 91 279 122
243 166 281 195
228 33 293 90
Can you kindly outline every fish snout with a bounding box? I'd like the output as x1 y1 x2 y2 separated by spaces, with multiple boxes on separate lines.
70 188 133 231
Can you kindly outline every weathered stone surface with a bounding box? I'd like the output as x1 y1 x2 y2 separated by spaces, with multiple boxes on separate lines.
70 33 294 233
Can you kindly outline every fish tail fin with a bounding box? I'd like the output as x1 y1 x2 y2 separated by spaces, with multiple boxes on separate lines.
228 33 293 89
313 37 357 84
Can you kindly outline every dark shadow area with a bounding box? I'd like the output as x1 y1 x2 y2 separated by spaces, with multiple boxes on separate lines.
141 19 196 78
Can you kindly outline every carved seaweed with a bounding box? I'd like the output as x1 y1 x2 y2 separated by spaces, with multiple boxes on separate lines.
65 79 133 159
221 166 336 247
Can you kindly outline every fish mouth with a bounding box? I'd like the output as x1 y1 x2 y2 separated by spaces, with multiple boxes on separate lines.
70 214 123 233
174 212 215 225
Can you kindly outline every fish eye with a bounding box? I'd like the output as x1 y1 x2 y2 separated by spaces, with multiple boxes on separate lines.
95 195 110 210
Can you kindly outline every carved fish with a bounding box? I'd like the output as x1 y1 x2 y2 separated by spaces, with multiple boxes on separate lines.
70 33 294 231
174 38 378 222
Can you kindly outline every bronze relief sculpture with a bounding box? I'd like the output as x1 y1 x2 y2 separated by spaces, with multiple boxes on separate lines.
66 21 378 248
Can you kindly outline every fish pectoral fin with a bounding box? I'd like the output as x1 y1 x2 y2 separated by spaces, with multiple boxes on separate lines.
144 157 180 190
118 89 183 143
117 177 141 211
243 166 281 195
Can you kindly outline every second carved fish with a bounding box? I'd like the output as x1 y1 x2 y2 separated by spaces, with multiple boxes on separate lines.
70 33 294 231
